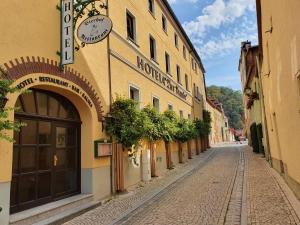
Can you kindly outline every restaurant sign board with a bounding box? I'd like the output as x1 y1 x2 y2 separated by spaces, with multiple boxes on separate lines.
77 15 113 44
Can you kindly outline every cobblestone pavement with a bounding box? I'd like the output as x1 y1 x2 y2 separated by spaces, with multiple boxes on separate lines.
245 148 300 225
64 145 300 225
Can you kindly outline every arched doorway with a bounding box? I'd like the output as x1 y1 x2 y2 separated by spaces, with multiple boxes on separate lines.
10 89 81 213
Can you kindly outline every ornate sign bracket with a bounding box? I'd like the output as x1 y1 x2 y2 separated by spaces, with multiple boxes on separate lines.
73 0 108 51
56 0 108 69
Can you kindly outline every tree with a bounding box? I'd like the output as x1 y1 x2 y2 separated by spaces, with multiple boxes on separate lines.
0 67 24 142
105 96 147 149
142 106 164 142
161 110 179 143
207 85 243 129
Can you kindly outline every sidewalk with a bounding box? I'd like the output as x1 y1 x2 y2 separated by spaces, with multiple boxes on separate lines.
64 149 216 225
245 147 300 225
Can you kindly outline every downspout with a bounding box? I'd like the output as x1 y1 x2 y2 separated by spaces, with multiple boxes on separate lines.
106 0 114 194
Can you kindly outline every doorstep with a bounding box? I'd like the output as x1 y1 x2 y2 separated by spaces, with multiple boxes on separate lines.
10 194 97 225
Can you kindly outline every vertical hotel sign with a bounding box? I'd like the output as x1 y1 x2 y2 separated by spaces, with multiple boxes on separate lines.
61 0 74 65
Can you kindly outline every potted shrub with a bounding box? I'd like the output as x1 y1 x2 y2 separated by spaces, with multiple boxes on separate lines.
141 106 164 177
161 110 178 169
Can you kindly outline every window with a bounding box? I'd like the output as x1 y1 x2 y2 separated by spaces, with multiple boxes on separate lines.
152 96 160 111
185 74 189 91
176 65 181 84
196 86 199 98
162 15 167 32
179 110 183 119
183 46 186 59
126 11 136 42
129 85 140 107
168 104 173 111
191 58 195 70
188 114 191 120
174 33 178 48
193 83 196 96
149 35 156 60
148 0 154 14
165 52 170 74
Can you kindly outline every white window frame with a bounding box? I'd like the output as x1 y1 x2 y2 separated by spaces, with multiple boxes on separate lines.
152 94 160 112
168 103 173 111
179 110 184 119
128 83 141 108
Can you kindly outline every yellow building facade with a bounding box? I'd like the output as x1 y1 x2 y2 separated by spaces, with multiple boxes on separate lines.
239 42 269 157
0 0 206 224
256 0 300 199
206 98 229 144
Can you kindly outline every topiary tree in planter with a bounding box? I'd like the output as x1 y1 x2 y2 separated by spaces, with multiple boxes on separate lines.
161 110 178 169
105 96 147 152
174 118 195 163
203 110 212 149
195 119 206 152
0 67 25 142
141 106 164 176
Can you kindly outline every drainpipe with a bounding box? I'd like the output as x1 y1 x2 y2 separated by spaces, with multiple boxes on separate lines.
105 0 114 194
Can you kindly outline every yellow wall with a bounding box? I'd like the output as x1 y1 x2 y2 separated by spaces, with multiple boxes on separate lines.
258 0 300 196
0 0 206 189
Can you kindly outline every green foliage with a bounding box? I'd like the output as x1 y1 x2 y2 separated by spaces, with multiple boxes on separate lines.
194 119 206 138
105 96 146 149
141 106 164 142
161 110 179 143
105 97 208 148
203 110 212 135
0 68 25 142
175 118 196 143
207 85 244 129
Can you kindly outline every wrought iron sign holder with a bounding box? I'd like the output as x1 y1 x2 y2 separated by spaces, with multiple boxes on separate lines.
56 0 108 69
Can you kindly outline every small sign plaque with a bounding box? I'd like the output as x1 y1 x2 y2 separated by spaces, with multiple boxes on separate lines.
94 141 112 157
77 15 113 44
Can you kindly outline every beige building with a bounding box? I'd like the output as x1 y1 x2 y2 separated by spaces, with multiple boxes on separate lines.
239 42 268 156
0 0 207 224
206 98 229 144
254 0 300 199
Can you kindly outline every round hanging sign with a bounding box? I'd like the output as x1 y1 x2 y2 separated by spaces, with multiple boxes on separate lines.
77 15 113 44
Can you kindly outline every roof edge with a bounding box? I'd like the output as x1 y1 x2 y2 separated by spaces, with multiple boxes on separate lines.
161 0 205 73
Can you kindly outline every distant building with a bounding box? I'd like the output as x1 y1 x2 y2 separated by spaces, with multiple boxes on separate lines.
206 98 231 144
239 41 268 155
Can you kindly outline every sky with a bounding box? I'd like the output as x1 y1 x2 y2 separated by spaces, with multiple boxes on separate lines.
167 0 258 90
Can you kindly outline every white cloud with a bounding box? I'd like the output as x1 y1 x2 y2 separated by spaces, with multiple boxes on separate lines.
197 29 258 59
183 0 256 38
168 0 198 4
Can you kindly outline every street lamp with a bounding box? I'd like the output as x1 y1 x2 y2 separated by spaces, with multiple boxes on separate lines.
245 87 252 96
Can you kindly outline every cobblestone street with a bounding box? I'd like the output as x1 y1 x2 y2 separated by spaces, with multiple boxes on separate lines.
64 145 300 225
